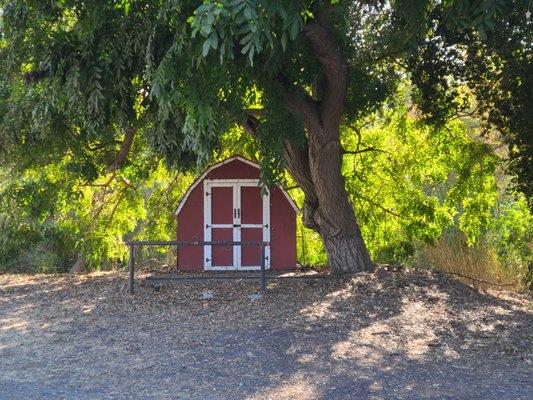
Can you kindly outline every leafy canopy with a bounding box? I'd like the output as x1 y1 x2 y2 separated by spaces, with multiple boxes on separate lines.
0 0 531 273
1 1 530 197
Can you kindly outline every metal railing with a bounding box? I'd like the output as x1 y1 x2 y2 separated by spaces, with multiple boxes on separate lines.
124 240 269 294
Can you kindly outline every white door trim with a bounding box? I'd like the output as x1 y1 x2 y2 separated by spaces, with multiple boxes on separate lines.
204 179 270 271
204 180 238 270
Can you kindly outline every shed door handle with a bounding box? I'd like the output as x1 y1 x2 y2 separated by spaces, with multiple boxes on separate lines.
237 208 240 218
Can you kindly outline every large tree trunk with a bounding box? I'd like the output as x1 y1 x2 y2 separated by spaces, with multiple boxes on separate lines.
246 116 373 274
243 9 374 274
306 131 373 274
321 229 372 274
287 16 373 274
284 132 373 274
286 137 373 273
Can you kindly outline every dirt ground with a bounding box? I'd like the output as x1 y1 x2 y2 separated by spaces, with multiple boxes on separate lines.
0 269 532 400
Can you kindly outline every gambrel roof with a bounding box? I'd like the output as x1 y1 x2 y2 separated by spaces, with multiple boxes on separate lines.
175 155 299 215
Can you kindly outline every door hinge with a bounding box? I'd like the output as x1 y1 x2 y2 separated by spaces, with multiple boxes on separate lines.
205 258 210 262
205 224 210 228
264 223 269 228
205 191 211 196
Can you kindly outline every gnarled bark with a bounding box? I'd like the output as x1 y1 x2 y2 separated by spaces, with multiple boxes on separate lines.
242 9 374 274
281 16 373 274
282 122 373 274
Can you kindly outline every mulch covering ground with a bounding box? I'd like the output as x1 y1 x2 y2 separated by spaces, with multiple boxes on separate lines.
0 268 531 399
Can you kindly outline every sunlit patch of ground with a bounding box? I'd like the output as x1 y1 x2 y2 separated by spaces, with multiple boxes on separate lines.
247 373 318 400
0 269 531 399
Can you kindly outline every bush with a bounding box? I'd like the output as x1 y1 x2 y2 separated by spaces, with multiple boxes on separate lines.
411 224 531 291
0 216 75 274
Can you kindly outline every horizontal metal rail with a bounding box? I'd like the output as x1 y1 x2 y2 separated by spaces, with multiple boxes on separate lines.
125 240 269 246
126 240 270 294
146 274 328 282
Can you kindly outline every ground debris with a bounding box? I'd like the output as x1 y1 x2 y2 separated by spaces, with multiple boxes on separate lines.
0 269 531 399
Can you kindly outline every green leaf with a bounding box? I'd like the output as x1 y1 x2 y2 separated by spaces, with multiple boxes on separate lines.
289 18 299 40
202 39 211 57
239 32 254 45
241 40 253 55
281 32 287 51
210 33 218 50
248 45 255 66
478 25 487 41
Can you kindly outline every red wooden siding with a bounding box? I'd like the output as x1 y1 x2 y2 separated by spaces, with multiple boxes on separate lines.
176 157 297 270
241 186 262 224
269 186 297 269
176 179 203 270
211 186 233 224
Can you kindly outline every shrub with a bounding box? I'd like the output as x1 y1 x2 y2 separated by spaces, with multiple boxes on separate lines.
411 226 531 290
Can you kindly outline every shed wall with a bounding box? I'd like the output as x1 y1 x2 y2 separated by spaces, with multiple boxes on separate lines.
176 158 296 270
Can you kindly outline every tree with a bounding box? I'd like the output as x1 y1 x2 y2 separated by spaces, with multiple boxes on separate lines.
1 0 530 274
407 0 532 205
0 0 163 271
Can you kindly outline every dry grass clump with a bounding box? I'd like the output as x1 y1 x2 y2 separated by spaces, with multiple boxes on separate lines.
413 236 520 290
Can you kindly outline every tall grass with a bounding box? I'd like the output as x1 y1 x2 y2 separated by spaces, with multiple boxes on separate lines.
412 232 528 290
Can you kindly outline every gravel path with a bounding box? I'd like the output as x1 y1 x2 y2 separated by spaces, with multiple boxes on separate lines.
0 269 532 399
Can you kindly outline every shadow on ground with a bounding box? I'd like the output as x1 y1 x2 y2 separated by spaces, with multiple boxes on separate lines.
0 269 531 399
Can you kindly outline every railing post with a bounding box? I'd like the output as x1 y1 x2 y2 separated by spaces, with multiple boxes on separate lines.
129 244 135 294
176 243 179 274
260 243 266 293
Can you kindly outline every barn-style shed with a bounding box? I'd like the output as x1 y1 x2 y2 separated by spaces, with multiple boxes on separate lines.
175 156 298 271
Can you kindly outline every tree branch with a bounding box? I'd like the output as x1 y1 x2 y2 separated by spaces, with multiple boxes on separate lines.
85 140 122 152
343 147 377 155
304 17 348 135
239 107 319 230
107 188 127 224
355 194 403 219
107 127 136 173
239 93 320 231
243 108 265 119
275 74 323 134
343 147 392 156
23 69 50 84
285 90 323 134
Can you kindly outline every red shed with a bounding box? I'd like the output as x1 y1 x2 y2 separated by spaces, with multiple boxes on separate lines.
175 156 298 271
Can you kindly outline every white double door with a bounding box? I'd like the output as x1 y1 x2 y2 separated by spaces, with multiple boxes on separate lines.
203 179 270 270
